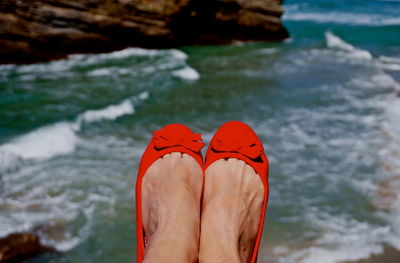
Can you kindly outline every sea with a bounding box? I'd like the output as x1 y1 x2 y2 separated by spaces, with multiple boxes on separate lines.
1 0 400 262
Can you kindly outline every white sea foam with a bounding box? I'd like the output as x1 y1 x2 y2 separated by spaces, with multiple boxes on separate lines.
0 91 148 168
258 48 280 55
284 12 400 26
323 32 400 72
79 99 134 123
82 49 194 78
379 56 400 64
0 130 137 250
283 213 400 263
69 48 168 66
377 94 400 248
169 49 188 60
0 182 98 251
87 68 115 77
138 91 149 100
10 48 190 78
325 32 373 60
378 56 400 71
379 63 400 71
270 52 400 263
349 72 400 91
172 66 200 80
48 237 81 252
0 122 79 161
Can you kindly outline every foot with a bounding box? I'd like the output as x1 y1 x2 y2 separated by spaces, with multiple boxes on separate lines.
199 158 265 263
141 152 203 263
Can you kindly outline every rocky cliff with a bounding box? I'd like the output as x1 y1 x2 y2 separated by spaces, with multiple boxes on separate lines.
0 0 288 64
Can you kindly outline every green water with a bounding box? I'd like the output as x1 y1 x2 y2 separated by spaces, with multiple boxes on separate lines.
1 0 400 262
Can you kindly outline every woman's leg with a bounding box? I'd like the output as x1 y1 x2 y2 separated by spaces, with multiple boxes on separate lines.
141 152 203 263
199 158 265 263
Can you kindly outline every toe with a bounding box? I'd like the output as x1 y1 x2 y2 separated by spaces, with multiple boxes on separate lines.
170 152 182 159
213 159 227 169
227 158 238 164
236 159 246 167
242 161 254 174
182 153 194 162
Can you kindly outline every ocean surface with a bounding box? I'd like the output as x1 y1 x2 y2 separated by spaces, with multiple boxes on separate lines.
1 0 400 262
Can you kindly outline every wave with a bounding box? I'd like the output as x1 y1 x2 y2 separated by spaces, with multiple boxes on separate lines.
324 32 400 73
265 43 400 262
378 56 400 71
374 93 400 250
284 12 400 26
325 31 373 60
70 48 188 69
284 213 400 263
258 48 280 55
350 72 400 91
0 122 79 161
19 48 187 72
379 56 400 65
78 99 135 123
0 91 149 171
172 66 200 81
293 94 400 263
0 48 195 82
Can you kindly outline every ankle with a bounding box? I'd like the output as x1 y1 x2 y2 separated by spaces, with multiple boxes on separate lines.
199 230 241 263
199 216 242 263
145 226 199 263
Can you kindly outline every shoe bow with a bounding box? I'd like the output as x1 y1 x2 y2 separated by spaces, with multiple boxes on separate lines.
211 138 263 160
152 129 205 152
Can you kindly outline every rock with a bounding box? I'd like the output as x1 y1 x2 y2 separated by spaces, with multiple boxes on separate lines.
0 0 288 64
0 232 56 262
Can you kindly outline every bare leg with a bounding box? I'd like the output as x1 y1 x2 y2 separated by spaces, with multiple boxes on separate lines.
199 158 265 263
141 152 203 263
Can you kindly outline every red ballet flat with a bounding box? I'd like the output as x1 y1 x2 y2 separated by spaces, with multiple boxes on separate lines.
204 121 269 263
135 123 205 263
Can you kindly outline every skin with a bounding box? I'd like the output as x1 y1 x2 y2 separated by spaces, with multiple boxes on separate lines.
199 158 264 263
141 154 264 263
141 152 203 263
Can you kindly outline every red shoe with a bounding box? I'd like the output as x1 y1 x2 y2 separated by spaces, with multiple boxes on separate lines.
135 123 205 263
204 121 269 263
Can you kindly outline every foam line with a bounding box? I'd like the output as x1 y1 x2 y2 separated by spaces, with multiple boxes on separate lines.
325 31 373 60
0 91 149 167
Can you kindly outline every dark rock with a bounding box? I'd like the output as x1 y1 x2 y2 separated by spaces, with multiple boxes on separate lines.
0 0 288 64
0 232 56 263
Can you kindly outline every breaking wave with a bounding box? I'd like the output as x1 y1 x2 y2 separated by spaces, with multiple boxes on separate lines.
325 31 373 60
0 47 200 81
0 91 149 172
265 31 400 263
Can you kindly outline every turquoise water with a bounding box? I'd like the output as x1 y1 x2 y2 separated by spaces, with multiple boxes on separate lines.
1 0 400 262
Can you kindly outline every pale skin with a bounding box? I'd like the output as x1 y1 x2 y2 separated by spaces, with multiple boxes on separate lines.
141 152 264 263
